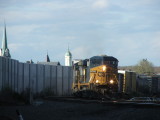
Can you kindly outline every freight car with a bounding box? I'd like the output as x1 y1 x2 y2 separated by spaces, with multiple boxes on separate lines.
72 55 118 94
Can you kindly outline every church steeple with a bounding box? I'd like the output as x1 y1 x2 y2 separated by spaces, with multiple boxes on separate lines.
46 52 50 62
65 45 72 66
1 22 11 58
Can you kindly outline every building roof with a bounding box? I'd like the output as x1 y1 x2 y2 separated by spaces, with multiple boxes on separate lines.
65 46 72 57
90 55 118 62
65 50 72 57
37 62 60 66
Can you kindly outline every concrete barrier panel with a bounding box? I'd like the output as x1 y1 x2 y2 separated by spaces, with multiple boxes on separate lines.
5 58 9 86
158 80 160 92
37 64 44 93
51 66 57 94
62 67 69 96
44 65 51 89
2 57 6 89
57 66 63 96
14 60 19 92
11 59 15 90
8 59 12 88
68 67 73 95
18 63 24 93
0 57 2 91
30 64 37 93
24 64 30 91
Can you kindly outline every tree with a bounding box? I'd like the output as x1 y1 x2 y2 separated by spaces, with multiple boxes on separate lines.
134 59 154 75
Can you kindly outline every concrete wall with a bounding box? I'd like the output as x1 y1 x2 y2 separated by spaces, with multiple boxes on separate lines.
37 64 44 93
0 57 2 90
18 63 24 93
57 66 63 96
51 66 57 94
0 56 73 96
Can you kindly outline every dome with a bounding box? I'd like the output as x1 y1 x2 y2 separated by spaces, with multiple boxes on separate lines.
65 50 72 57
98 54 107 57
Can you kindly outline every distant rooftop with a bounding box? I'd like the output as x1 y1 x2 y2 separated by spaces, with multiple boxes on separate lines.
37 62 60 66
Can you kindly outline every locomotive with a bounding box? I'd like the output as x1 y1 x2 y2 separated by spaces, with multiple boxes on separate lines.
72 55 118 94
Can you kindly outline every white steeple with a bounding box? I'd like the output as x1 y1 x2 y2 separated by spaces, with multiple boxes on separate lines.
65 46 72 66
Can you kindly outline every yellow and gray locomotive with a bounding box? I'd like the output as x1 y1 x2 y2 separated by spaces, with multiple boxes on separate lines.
72 55 118 94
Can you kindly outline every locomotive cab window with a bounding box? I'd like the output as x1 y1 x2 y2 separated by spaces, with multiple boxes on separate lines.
90 55 118 68
90 57 103 68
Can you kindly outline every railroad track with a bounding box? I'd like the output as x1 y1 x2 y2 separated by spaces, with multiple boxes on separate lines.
44 96 160 107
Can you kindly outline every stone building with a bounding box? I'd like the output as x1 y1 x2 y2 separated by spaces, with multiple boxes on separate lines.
37 53 60 66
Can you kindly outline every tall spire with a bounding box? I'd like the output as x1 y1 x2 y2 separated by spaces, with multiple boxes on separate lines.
1 21 11 58
46 51 50 62
65 45 72 66
2 22 7 51
68 43 69 51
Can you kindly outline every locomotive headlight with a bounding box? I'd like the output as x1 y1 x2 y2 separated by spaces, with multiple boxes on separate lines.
96 80 99 83
102 66 106 71
109 80 114 84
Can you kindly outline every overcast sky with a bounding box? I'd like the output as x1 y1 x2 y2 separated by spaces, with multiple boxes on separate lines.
0 0 160 66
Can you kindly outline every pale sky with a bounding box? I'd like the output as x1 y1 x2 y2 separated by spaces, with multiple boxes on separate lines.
0 0 160 66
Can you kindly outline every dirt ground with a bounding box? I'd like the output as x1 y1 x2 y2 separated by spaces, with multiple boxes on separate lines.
0 100 160 120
